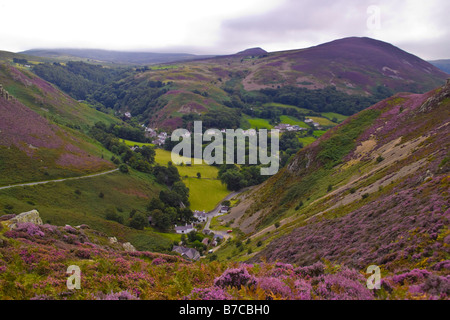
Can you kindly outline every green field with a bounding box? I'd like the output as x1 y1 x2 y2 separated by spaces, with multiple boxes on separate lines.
279 115 308 128
245 117 273 129
320 112 349 123
184 177 229 212
298 136 317 146
313 130 327 137
155 148 201 166
155 149 228 211
308 116 337 126
122 139 155 148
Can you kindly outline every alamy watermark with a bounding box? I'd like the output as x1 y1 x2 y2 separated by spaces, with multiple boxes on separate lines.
66 265 81 290
366 265 381 289
366 5 381 30
170 121 280 175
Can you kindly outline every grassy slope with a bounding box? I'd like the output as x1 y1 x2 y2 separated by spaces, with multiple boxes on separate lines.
0 169 173 251
279 115 308 127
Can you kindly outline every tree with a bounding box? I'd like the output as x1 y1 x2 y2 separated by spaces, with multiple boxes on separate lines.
159 190 182 208
172 181 189 205
138 145 156 163
196 172 201 179
220 169 247 191
151 209 171 231
105 208 124 224
221 200 231 207
119 164 129 173
129 212 148 230
147 197 165 212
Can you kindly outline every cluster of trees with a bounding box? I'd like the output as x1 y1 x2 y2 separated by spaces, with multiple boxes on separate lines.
33 61 130 101
256 86 393 116
13 58 28 65
279 131 304 167
89 122 155 173
181 108 242 130
147 184 193 232
104 207 149 230
89 77 169 117
216 130 306 190
218 164 268 191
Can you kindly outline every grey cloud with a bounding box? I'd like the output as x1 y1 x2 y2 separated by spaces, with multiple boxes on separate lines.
216 0 450 59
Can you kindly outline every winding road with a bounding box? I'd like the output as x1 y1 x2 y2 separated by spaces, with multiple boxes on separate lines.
0 168 119 191
202 188 251 253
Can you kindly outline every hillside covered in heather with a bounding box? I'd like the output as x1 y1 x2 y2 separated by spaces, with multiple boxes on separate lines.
0 210 448 300
218 81 449 282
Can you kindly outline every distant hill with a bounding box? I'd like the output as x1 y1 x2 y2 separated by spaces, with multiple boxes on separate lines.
85 37 448 130
237 37 448 93
236 47 268 56
20 48 215 65
428 59 450 74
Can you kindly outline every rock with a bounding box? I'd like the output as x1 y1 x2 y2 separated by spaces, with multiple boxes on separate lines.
8 210 43 229
122 242 136 252
109 237 118 244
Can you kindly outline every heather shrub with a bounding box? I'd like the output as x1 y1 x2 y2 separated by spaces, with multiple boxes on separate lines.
419 274 450 298
294 261 325 278
315 273 374 300
30 294 55 300
151 257 166 265
94 290 139 300
15 222 45 237
391 269 432 285
64 225 78 234
432 260 450 271
186 287 232 300
75 249 91 259
294 279 312 300
214 267 257 289
256 277 292 299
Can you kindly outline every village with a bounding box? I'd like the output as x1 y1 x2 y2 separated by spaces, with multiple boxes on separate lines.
169 205 231 261
123 109 322 150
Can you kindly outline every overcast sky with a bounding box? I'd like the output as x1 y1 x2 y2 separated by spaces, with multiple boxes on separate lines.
0 0 448 60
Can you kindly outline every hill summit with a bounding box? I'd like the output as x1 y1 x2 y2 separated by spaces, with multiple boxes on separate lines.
236 47 268 56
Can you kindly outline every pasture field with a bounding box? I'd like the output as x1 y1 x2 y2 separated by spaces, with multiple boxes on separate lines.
183 177 229 212
320 112 348 123
279 115 308 128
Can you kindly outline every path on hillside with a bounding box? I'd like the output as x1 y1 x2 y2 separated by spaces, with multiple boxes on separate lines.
0 168 119 191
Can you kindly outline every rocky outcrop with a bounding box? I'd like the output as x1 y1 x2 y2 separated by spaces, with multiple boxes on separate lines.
7 210 43 229
122 242 136 252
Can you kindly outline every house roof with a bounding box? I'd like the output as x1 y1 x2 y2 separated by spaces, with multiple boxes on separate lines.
172 246 200 260
175 224 194 232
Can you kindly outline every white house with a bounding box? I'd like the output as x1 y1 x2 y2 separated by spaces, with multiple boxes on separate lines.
175 224 195 234
193 210 208 222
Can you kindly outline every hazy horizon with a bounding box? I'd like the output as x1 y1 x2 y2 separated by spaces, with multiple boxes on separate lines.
1 0 449 60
